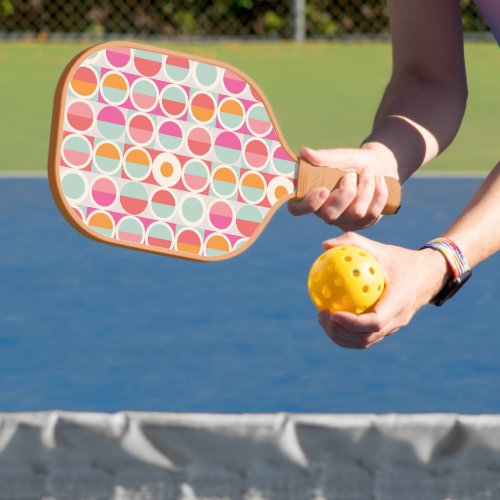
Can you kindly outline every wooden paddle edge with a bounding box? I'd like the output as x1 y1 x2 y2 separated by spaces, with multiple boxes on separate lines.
47 41 299 263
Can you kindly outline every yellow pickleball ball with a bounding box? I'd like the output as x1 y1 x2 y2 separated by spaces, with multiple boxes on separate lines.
308 245 385 314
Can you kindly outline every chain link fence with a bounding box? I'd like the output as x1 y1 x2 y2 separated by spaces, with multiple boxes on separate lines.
0 0 491 40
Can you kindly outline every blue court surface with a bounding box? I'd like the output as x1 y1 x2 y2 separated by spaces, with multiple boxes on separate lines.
0 176 498 413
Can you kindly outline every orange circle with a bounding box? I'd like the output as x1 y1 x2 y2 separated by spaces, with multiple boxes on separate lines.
274 185 289 200
160 162 174 178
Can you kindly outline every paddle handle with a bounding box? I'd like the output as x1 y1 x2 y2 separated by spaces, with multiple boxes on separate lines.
295 158 401 215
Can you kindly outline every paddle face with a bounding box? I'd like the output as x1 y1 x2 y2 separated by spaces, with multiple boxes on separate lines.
49 41 299 262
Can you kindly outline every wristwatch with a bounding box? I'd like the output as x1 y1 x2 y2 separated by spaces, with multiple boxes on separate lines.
421 238 472 306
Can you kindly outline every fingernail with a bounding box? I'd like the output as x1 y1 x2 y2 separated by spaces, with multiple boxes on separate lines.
318 189 329 200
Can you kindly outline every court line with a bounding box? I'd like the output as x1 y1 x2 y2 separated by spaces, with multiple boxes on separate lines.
414 170 487 179
0 170 489 179
0 171 47 178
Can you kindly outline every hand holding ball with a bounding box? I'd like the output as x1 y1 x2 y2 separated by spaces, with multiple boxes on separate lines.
308 245 385 314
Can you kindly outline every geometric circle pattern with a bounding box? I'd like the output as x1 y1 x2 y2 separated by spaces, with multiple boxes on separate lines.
59 45 299 258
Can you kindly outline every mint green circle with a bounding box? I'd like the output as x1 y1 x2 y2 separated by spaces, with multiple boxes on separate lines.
241 182 264 203
165 58 190 82
120 181 148 201
118 217 143 237
62 172 86 200
195 63 218 87
133 79 157 99
148 223 173 242
237 204 263 224
248 104 270 123
183 160 209 189
65 135 91 154
181 197 205 224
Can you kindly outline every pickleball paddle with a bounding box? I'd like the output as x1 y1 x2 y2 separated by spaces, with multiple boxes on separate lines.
48 41 401 262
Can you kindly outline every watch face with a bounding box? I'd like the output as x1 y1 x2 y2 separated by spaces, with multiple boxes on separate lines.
432 269 472 306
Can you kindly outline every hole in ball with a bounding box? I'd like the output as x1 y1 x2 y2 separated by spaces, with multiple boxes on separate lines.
362 285 369 293
313 294 322 308
352 269 360 277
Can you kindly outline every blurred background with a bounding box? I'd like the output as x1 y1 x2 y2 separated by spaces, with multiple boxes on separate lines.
0 0 492 40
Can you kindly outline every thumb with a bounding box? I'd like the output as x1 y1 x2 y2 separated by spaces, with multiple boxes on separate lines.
322 231 368 250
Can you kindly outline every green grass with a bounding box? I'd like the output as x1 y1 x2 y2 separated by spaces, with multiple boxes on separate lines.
0 41 497 172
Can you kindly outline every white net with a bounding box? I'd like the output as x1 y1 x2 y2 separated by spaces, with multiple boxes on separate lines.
1 412 500 499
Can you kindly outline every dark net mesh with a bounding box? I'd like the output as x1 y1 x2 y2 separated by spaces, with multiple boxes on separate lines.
0 0 490 39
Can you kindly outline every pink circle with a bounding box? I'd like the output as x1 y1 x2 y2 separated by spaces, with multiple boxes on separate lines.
105 47 131 68
128 114 154 144
209 201 234 231
244 138 269 169
222 69 247 95
66 101 94 132
134 52 162 77
187 127 212 157
92 178 117 207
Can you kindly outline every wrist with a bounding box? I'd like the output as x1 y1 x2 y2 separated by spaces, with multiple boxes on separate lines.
418 248 452 302
361 141 399 178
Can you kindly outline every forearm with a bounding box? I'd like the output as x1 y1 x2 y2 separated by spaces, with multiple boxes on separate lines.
441 162 500 267
361 0 467 182
412 163 500 308
363 73 467 181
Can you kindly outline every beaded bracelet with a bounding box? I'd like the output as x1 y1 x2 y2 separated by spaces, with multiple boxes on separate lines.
421 237 472 306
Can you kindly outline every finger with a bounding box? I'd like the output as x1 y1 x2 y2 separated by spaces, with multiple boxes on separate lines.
330 316 391 349
330 311 385 335
344 165 376 220
319 311 372 349
365 176 389 220
332 299 402 340
288 188 330 216
322 231 369 250
319 309 392 349
330 336 365 349
316 172 357 223
337 215 382 232
337 176 388 231
321 323 365 349
327 168 378 231
328 326 381 349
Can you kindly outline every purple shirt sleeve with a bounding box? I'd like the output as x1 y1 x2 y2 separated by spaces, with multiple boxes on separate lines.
473 0 500 45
